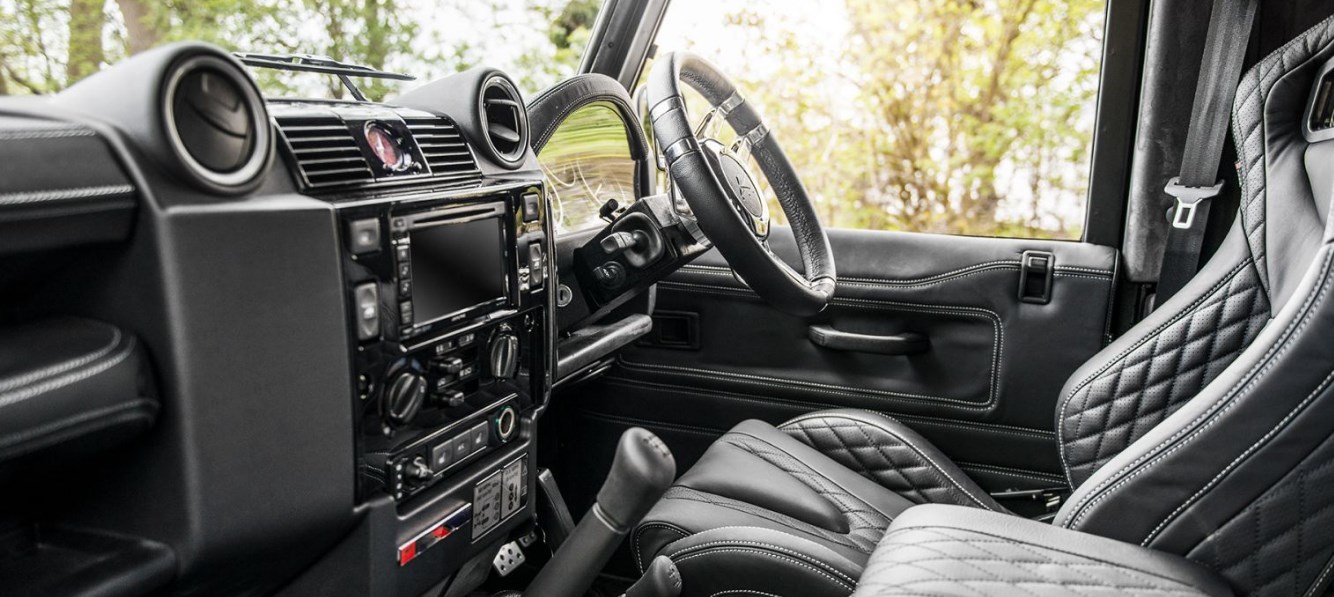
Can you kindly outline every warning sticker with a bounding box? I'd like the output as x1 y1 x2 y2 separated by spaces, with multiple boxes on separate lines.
473 470 503 539
501 458 524 519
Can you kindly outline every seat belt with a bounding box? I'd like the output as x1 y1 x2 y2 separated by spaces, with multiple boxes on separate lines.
1157 0 1259 304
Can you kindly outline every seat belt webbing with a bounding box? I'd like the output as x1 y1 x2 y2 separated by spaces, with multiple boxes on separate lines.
1157 0 1259 303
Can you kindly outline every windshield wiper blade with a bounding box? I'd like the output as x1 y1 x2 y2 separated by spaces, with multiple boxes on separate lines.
234 52 415 101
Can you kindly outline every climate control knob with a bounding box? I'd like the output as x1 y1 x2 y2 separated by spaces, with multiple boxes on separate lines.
489 332 519 379
383 370 426 426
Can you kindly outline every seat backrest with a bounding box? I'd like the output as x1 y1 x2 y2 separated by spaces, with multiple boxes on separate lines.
1052 14 1334 596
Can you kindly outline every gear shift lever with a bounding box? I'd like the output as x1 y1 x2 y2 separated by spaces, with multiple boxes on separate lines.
524 428 675 597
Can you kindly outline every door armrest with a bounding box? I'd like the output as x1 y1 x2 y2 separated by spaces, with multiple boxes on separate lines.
852 504 1233 596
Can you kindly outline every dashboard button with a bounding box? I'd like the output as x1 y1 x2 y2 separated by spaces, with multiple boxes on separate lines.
436 356 464 375
470 424 489 451
431 442 453 471
353 283 380 340
522 192 541 223
398 277 412 297
441 389 466 408
395 244 410 263
452 435 472 461
397 262 411 279
399 301 414 326
528 243 545 289
347 219 381 254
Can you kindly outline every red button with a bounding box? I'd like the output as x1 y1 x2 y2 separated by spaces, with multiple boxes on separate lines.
431 525 450 539
398 543 417 566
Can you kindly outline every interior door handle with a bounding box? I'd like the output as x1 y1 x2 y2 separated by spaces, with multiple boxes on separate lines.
808 325 928 355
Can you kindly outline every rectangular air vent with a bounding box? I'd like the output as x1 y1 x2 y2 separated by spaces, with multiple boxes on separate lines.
274 115 373 188
404 117 482 183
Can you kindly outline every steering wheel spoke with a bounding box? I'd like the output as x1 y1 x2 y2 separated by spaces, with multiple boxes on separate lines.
647 51 835 317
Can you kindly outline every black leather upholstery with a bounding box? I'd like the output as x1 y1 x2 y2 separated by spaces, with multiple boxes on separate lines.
634 419 913 577
0 318 155 465
635 14 1334 597
779 410 1004 512
1056 228 1270 488
852 505 1232 597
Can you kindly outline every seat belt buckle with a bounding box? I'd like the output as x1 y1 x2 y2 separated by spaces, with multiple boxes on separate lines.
1165 177 1224 229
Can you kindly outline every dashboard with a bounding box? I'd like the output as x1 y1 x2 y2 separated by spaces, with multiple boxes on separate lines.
0 42 562 596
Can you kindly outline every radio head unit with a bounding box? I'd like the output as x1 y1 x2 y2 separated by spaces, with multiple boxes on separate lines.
393 202 514 337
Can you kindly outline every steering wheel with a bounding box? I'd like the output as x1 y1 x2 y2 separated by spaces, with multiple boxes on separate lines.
646 51 836 316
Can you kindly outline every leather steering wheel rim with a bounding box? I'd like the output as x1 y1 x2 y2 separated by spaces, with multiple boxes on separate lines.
646 51 836 317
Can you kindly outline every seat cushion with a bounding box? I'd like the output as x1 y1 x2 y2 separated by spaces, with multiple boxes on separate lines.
634 412 1009 596
852 505 1232 596
635 418 915 575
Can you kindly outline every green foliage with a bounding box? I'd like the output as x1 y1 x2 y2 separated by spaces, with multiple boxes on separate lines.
658 0 1103 239
0 0 1102 241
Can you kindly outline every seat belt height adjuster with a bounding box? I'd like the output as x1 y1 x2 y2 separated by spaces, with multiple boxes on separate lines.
1165 176 1225 229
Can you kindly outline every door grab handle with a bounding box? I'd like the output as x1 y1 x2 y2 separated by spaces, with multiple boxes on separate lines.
808 325 928 355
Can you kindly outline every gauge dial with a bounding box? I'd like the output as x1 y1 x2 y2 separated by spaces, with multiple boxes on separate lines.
365 124 408 171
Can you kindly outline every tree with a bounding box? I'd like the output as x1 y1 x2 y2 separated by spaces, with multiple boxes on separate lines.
65 0 102 82
842 0 1103 236
664 0 1103 238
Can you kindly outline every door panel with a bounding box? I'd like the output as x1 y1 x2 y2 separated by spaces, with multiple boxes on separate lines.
560 227 1117 506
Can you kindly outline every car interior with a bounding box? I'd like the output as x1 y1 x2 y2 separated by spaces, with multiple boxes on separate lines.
4 0 1334 596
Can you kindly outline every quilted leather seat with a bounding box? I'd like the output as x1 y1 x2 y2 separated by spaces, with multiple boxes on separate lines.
635 14 1334 597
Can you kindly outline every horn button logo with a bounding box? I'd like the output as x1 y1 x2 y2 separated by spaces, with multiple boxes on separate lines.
716 152 769 237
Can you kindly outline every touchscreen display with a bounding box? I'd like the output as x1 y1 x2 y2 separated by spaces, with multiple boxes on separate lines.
410 217 506 323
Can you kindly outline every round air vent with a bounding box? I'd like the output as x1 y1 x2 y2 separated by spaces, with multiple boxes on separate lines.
163 54 271 193
478 75 529 168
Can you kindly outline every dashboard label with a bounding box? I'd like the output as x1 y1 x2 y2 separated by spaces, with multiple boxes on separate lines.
501 458 523 519
473 470 503 539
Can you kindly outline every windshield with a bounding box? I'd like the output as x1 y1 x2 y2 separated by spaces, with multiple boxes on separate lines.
0 0 602 101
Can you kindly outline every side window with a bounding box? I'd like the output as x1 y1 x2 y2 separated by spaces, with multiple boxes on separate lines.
645 0 1107 240
537 102 639 234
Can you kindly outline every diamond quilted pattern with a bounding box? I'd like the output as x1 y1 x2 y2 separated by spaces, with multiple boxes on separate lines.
782 413 1004 512
1233 15 1334 293
852 526 1217 597
1058 261 1269 488
1187 433 1334 596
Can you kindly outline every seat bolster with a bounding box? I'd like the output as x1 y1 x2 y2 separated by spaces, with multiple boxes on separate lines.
663 526 862 597
852 505 1233 597
780 409 1005 512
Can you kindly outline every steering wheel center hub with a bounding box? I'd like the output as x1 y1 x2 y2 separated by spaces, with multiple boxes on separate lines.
710 146 770 238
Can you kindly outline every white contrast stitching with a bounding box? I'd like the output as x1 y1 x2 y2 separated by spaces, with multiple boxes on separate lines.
1063 251 1332 528
668 538 856 589
1055 260 1258 483
642 283 1003 410
0 328 121 393
0 184 136 206
0 336 135 409
780 412 999 511
0 127 96 140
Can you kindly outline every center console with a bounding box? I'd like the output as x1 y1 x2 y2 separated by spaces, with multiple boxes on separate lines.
337 179 553 569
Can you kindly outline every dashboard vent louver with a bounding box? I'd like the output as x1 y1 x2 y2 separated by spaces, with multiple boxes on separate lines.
479 76 528 168
403 117 482 182
274 115 373 187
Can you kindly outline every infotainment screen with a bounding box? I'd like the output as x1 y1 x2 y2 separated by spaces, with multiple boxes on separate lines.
410 217 507 324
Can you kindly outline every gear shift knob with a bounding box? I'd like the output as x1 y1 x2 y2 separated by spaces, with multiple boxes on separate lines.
523 428 676 597
598 427 676 529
